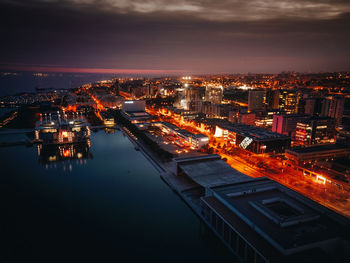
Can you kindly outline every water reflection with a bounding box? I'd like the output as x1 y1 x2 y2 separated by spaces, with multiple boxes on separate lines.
1 128 236 262
104 127 115 134
37 140 92 170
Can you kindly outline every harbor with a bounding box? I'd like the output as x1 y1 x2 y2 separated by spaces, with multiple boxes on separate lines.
0 125 235 263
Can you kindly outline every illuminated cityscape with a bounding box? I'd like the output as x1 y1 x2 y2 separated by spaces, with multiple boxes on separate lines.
1 0 350 263
2 72 350 262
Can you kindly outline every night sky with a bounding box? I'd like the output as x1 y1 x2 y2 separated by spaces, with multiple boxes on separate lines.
1 0 350 74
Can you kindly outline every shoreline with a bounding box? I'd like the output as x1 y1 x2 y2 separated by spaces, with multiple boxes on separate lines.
117 121 240 258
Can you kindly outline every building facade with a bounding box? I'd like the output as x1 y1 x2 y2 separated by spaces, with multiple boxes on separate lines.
295 117 336 146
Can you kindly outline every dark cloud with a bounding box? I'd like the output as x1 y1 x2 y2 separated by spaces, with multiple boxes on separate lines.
1 0 350 73
5 0 350 21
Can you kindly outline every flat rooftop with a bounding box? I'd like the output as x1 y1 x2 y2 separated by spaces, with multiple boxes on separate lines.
287 144 350 154
275 114 309 118
219 123 290 141
206 178 350 255
123 111 151 118
36 118 88 129
158 121 195 138
178 157 251 188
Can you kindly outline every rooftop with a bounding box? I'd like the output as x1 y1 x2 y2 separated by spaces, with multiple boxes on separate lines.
288 144 349 154
159 121 196 138
219 123 290 141
205 178 350 256
177 156 251 188
36 117 88 130
123 111 151 119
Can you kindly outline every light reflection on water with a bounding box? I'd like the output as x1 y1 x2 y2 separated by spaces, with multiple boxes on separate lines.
37 140 92 172
0 128 236 263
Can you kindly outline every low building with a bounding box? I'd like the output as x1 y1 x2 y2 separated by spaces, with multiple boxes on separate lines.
285 144 350 165
35 114 90 144
122 100 146 112
214 124 290 154
100 111 115 127
238 112 256 126
191 134 209 149
173 154 250 187
200 177 350 263
154 122 208 150
121 100 152 122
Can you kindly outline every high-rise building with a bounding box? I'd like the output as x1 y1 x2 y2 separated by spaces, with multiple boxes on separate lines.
189 100 203 113
303 97 329 116
174 87 187 109
248 90 264 112
201 102 226 118
328 96 345 126
272 114 310 139
279 90 301 114
300 96 344 127
265 90 280 110
112 79 120 96
185 86 202 102
205 85 223 104
295 116 336 146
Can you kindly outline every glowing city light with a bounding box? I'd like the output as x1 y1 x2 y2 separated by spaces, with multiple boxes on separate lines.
239 137 253 149
63 149 70 157
316 175 326 185
214 126 224 137
62 131 69 138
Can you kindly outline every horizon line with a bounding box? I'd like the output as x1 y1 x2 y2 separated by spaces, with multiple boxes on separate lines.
0 64 186 75
0 64 349 75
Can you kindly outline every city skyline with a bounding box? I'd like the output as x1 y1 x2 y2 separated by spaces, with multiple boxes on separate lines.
1 72 350 263
1 2 350 263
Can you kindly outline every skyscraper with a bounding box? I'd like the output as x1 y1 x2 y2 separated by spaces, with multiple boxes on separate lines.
303 97 329 116
205 85 223 104
265 90 280 110
279 90 301 114
328 96 345 126
248 90 264 112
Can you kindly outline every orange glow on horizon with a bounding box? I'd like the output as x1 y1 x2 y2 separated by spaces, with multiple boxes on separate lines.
0 65 185 74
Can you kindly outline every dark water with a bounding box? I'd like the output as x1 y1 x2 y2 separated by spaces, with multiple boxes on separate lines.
0 107 16 117
0 129 235 263
0 72 116 96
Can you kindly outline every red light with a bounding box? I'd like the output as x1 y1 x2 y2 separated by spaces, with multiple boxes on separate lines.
63 149 70 157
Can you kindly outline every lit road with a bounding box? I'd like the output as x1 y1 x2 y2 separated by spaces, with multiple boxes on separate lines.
119 90 132 100
77 85 106 120
148 107 350 218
